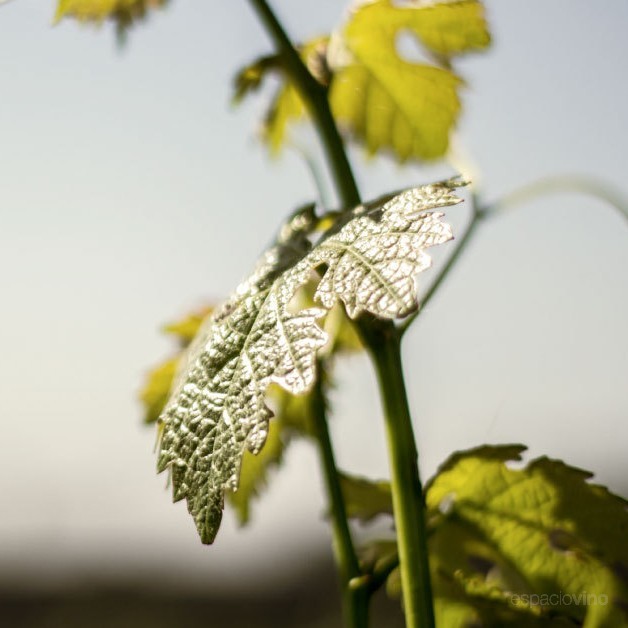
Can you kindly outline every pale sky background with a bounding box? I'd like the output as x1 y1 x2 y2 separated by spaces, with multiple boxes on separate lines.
1 0 627 594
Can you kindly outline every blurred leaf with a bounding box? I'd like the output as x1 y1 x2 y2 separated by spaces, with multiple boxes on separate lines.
371 444 628 625
162 307 212 346
339 472 392 523
264 38 329 153
323 303 363 353
268 383 318 438
55 0 168 33
329 0 490 161
228 417 285 526
233 54 282 104
427 444 628 626
235 2 489 160
140 357 178 424
233 38 329 154
139 307 211 424
367 0 491 57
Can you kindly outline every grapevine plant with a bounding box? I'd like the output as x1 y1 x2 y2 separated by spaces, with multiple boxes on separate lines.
50 1 628 627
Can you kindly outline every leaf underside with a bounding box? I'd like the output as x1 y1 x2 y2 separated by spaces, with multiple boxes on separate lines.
157 178 464 543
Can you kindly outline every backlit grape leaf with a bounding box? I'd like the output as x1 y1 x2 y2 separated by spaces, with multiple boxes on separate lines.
234 2 489 160
157 178 462 543
426 445 628 626
368 444 628 626
265 39 329 153
308 184 458 318
141 357 178 425
232 40 329 154
55 0 168 33
232 54 282 104
162 309 212 346
328 0 490 161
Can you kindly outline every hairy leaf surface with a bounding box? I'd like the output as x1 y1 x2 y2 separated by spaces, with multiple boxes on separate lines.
157 179 462 543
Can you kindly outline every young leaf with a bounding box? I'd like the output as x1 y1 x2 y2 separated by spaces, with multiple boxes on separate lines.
329 0 490 161
427 445 628 626
339 472 392 523
234 2 489 159
55 0 168 33
140 356 178 424
232 54 282 104
157 178 463 543
140 307 212 424
227 416 285 526
232 40 329 154
364 444 628 626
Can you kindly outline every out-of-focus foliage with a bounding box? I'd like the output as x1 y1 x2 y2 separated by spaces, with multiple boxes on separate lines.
228 416 285 526
140 307 212 425
329 0 489 161
55 0 168 34
339 472 392 523
234 39 329 154
234 0 490 161
359 445 628 627
141 357 178 425
153 180 460 543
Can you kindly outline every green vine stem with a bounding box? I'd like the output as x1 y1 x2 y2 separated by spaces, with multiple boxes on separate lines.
360 322 434 628
248 0 360 209
311 363 369 628
248 1 435 626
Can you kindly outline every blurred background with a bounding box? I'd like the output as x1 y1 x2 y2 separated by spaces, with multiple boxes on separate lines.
1 1 627 626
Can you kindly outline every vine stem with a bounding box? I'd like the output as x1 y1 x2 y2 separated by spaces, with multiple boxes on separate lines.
248 0 360 209
362 323 435 628
247 1 434 626
311 365 369 628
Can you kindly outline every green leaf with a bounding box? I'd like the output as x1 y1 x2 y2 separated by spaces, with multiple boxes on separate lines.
140 357 178 424
339 473 392 523
233 39 329 155
55 0 168 33
234 2 489 159
232 54 282 105
162 309 213 346
427 445 628 626
364 444 628 626
329 0 490 161
371 0 492 57
157 179 462 543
